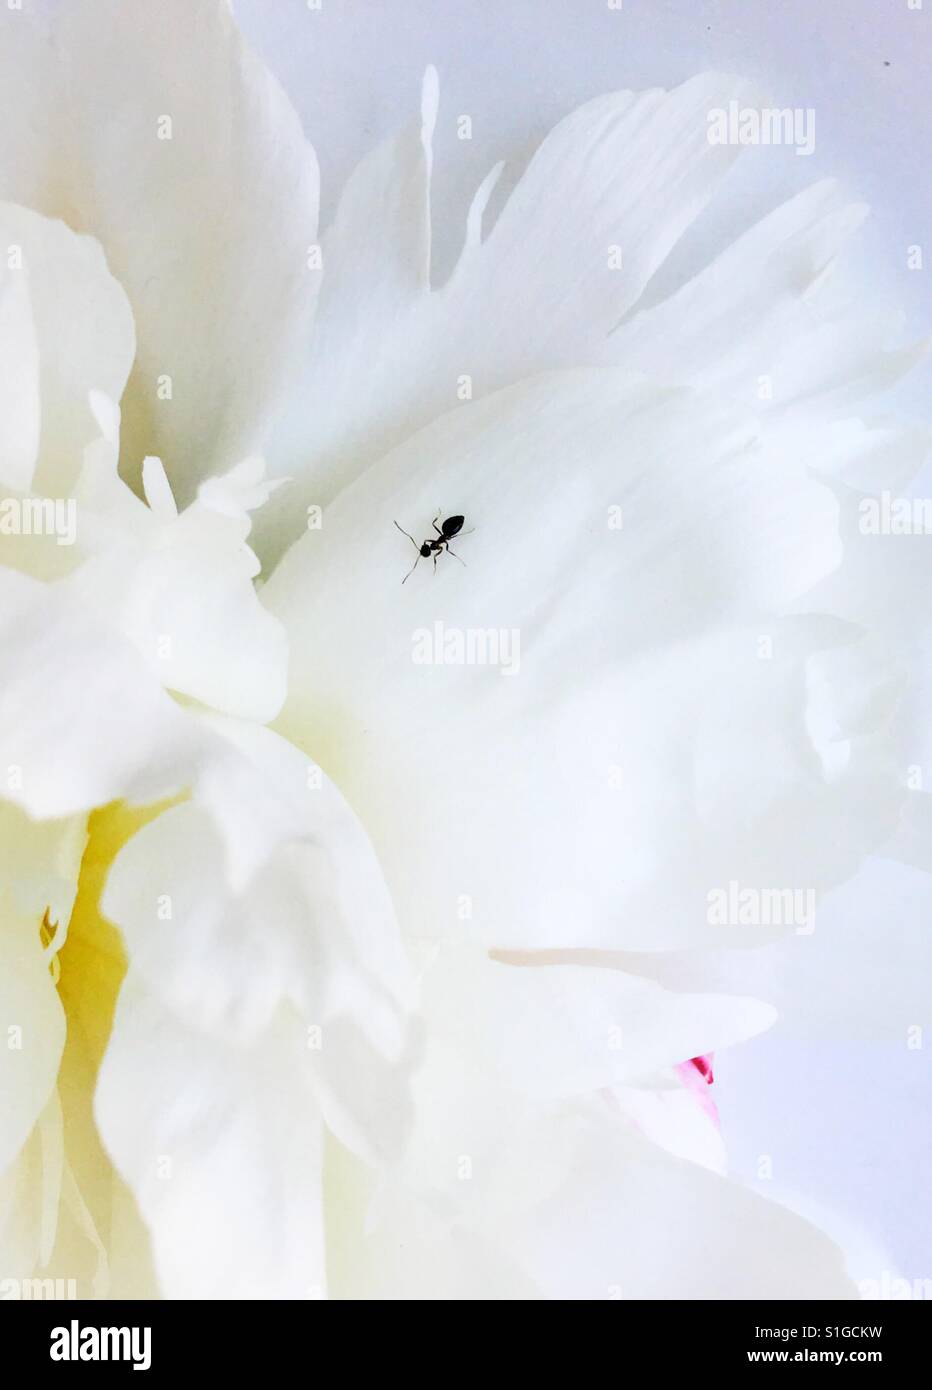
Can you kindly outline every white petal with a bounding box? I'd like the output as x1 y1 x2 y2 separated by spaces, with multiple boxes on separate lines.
603 176 927 429
258 72 762 555
0 802 86 956
341 1044 855 1299
0 1098 64 1280
450 73 760 348
95 977 325 1300
68 448 288 723
197 455 288 522
101 716 415 1162
313 65 435 330
504 1113 857 1299
802 415 932 495
0 930 64 1177
0 570 204 818
17 0 321 498
0 803 82 1172
0 203 135 497
266 373 887 952
604 181 866 401
95 716 418 1295
610 1077 728 1175
0 255 39 492
423 945 774 1099
0 10 57 212
636 853 932 1043
140 456 178 522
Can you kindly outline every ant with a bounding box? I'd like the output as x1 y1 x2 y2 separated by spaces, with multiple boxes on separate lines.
393 512 473 583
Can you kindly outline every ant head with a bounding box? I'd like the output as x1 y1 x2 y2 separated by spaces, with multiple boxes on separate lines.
419 542 432 556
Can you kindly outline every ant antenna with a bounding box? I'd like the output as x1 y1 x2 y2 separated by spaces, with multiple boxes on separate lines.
394 519 419 550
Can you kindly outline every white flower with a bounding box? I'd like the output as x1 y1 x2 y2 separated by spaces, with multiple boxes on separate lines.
0 0 926 1298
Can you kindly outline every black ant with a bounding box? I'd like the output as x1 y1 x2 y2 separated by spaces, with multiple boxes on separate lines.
393 512 473 583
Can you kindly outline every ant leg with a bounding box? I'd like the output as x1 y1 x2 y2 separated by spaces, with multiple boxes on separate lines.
394 520 420 550
401 554 420 584
432 512 443 536
432 553 439 574
444 545 467 567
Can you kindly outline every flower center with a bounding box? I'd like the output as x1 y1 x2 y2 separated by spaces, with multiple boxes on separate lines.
33 799 172 1296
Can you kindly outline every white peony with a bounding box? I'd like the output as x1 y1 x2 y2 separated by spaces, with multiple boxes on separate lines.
0 0 926 1299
